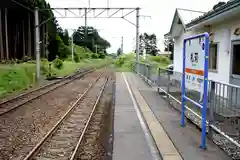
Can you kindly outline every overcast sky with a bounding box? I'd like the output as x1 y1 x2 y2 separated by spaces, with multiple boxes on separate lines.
46 0 228 53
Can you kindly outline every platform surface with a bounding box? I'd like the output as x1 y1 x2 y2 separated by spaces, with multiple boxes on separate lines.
113 72 156 160
124 72 231 160
113 72 183 160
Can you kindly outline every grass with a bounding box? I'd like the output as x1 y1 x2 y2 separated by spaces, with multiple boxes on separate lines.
114 53 170 72
0 63 36 97
50 59 111 77
0 56 112 98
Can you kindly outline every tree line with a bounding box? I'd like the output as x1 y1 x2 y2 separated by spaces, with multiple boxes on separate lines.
0 0 111 63
73 26 110 54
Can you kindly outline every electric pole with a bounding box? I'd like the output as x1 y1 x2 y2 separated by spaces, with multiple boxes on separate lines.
35 8 40 81
121 36 123 54
84 8 87 38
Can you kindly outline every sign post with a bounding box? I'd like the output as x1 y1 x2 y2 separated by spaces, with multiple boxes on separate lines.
181 33 209 149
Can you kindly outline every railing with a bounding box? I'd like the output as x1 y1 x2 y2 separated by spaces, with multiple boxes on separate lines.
133 62 240 159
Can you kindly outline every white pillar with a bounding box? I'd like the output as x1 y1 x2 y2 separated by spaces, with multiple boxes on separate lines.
35 8 40 81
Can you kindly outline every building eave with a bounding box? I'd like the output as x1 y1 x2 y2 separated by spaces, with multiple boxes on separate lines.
186 0 240 28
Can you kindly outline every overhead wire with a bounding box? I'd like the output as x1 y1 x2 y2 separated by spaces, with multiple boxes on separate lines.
11 0 34 12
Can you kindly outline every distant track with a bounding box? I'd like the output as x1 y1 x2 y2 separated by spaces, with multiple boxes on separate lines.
23 73 108 160
0 69 93 116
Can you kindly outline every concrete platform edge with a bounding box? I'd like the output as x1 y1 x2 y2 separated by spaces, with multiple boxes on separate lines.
122 73 183 160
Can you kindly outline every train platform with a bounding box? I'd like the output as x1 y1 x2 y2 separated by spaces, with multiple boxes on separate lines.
113 72 231 160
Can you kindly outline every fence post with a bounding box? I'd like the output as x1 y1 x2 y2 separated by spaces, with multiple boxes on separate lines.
137 62 139 74
145 64 148 81
209 80 215 139
157 68 160 93
146 64 149 81
148 65 152 83
167 70 170 98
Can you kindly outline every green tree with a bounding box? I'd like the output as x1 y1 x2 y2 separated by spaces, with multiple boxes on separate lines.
139 33 158 56
117 48 122 56
62 29 69 46
164 38 174 60
73 26 111 54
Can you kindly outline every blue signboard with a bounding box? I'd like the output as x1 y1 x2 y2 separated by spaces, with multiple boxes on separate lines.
181 33 209 149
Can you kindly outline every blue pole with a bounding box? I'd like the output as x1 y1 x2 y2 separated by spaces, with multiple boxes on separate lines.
201 33 209 149
181 40 187 127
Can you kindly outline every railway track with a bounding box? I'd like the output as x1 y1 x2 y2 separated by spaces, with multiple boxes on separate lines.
76 76 114 160
0 69 93 116
23 73 109 160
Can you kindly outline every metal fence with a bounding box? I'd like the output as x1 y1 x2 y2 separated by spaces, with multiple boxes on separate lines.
133 62 240 159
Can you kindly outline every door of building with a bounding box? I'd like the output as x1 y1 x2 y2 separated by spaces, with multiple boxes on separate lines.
230 41 240 107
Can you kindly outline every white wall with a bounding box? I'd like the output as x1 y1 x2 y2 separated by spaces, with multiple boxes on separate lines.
173 19 240 84
173 29 195 73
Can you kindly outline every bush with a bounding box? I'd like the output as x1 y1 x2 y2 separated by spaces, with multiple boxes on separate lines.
91 53 99 59
59 43 71 60
53 56 64 69
149 56 161 63
83 53 91 59
74 53 80 63
149 55 170 65
98 52 106 59
84 47 92 53
40 59 50 75
114 56 125 67
22 56 32 62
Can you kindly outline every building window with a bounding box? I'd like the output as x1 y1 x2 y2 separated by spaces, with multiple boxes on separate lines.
209 43 218 71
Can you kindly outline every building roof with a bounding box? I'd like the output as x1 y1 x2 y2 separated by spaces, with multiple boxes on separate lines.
166 0 240 37
177 8 205 25
169 8 205 36
186 0 240 28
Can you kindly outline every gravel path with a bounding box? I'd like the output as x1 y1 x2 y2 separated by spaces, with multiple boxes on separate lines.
0 70 105 160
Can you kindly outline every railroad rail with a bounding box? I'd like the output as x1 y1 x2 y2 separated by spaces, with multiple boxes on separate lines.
0 69 94 116
23 73 109 160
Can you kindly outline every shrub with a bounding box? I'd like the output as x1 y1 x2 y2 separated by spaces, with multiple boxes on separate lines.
53 56 63 69
149 55 170 65
59 43 71 60
8 59 17 64
84 47 92 53
149 56 161 63
83 53 91 59
91 53 99 59
114 56 125 67
22 56 32 62
98 52 106 59
40 59 50 75
74 53 80 63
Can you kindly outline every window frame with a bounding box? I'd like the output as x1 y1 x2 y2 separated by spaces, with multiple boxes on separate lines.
208 42 219 72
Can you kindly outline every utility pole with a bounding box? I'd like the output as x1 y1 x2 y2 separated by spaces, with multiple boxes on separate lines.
35 7 40 81
71 34 74 62
107 0 109 15
95 44 97 53
136 8 140 73
84 8 87 38
121 36 123 54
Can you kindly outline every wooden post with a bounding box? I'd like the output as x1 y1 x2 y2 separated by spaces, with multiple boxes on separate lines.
0 9 3 60
28 14 31 57
5 8 9 60
22 20 26 57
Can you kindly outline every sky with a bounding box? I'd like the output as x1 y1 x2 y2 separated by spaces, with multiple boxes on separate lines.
46 0 228 53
